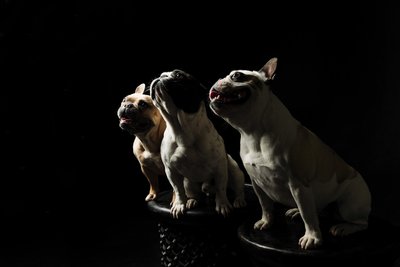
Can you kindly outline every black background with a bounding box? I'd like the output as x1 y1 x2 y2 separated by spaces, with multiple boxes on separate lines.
2 1 400 266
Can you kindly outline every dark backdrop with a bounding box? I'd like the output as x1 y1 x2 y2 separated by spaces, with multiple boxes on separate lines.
2 1 400 266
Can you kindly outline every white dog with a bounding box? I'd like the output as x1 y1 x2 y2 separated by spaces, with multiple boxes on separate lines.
150 70 247 218
209 58 371 249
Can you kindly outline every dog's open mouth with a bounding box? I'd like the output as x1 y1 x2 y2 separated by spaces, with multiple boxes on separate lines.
119 117 132 124
209 87 250 105
119 116 153 134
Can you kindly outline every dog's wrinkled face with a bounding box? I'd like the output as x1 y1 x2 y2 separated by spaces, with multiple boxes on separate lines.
117 84 159 135
209 70 263 115
150 69 207 114
209 58 278 117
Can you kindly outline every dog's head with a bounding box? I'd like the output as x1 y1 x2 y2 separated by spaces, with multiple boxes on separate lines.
209 57 278 118
117 83 162 135
150 70 208 115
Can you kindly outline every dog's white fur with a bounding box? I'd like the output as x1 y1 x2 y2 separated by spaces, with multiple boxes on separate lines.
150 71 246 218
209 58 371 249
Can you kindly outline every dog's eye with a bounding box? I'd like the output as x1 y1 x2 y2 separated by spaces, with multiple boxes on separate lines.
230 72 243 81
173 71 182 79
138 100 148 109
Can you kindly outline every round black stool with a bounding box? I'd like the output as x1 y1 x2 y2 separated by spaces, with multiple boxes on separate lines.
238 205 400 267
147 184 258 267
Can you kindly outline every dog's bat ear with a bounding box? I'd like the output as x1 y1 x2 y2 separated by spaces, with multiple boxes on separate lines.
135 83 146 94
259 57 278 81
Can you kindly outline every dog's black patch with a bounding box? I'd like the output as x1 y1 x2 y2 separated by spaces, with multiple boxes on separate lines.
160 70 208 114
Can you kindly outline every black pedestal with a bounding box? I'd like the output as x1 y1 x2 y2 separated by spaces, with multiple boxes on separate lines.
238 206 400 267
147 184 258 267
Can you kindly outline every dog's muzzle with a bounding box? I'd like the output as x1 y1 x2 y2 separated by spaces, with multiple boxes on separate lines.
118 107 153 134
209 85 250 105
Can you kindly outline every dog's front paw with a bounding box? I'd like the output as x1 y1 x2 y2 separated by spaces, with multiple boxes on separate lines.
254 218 273 230
170 202 186 219
298 232 322 249
145 193 157 201
233 197 247 208
186 198 198 209
285 208 300 220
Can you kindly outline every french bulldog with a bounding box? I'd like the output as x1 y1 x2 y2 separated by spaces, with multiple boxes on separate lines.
209 58 371 249
150 70 247 218
117 83 167 201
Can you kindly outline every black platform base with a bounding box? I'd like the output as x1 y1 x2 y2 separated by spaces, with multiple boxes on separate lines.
147 185 400 267
147 185 258 267
238 208 400 267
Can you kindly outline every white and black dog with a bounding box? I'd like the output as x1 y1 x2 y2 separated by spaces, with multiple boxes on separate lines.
209 58 371 249
150 70 247 218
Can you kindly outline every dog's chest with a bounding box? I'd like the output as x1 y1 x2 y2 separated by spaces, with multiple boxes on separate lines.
163 129 225 182
241 138 295 206
244 160 294 205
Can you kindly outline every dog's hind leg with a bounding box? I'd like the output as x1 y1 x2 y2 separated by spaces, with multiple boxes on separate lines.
227 154 247 208
285 208 301 220
141 165 159 201
213 159 233 217
184 178 202 209
330 174 371 236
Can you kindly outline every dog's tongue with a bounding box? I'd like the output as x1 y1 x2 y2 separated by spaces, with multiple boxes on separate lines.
120 117 132 124
209 89 219 100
